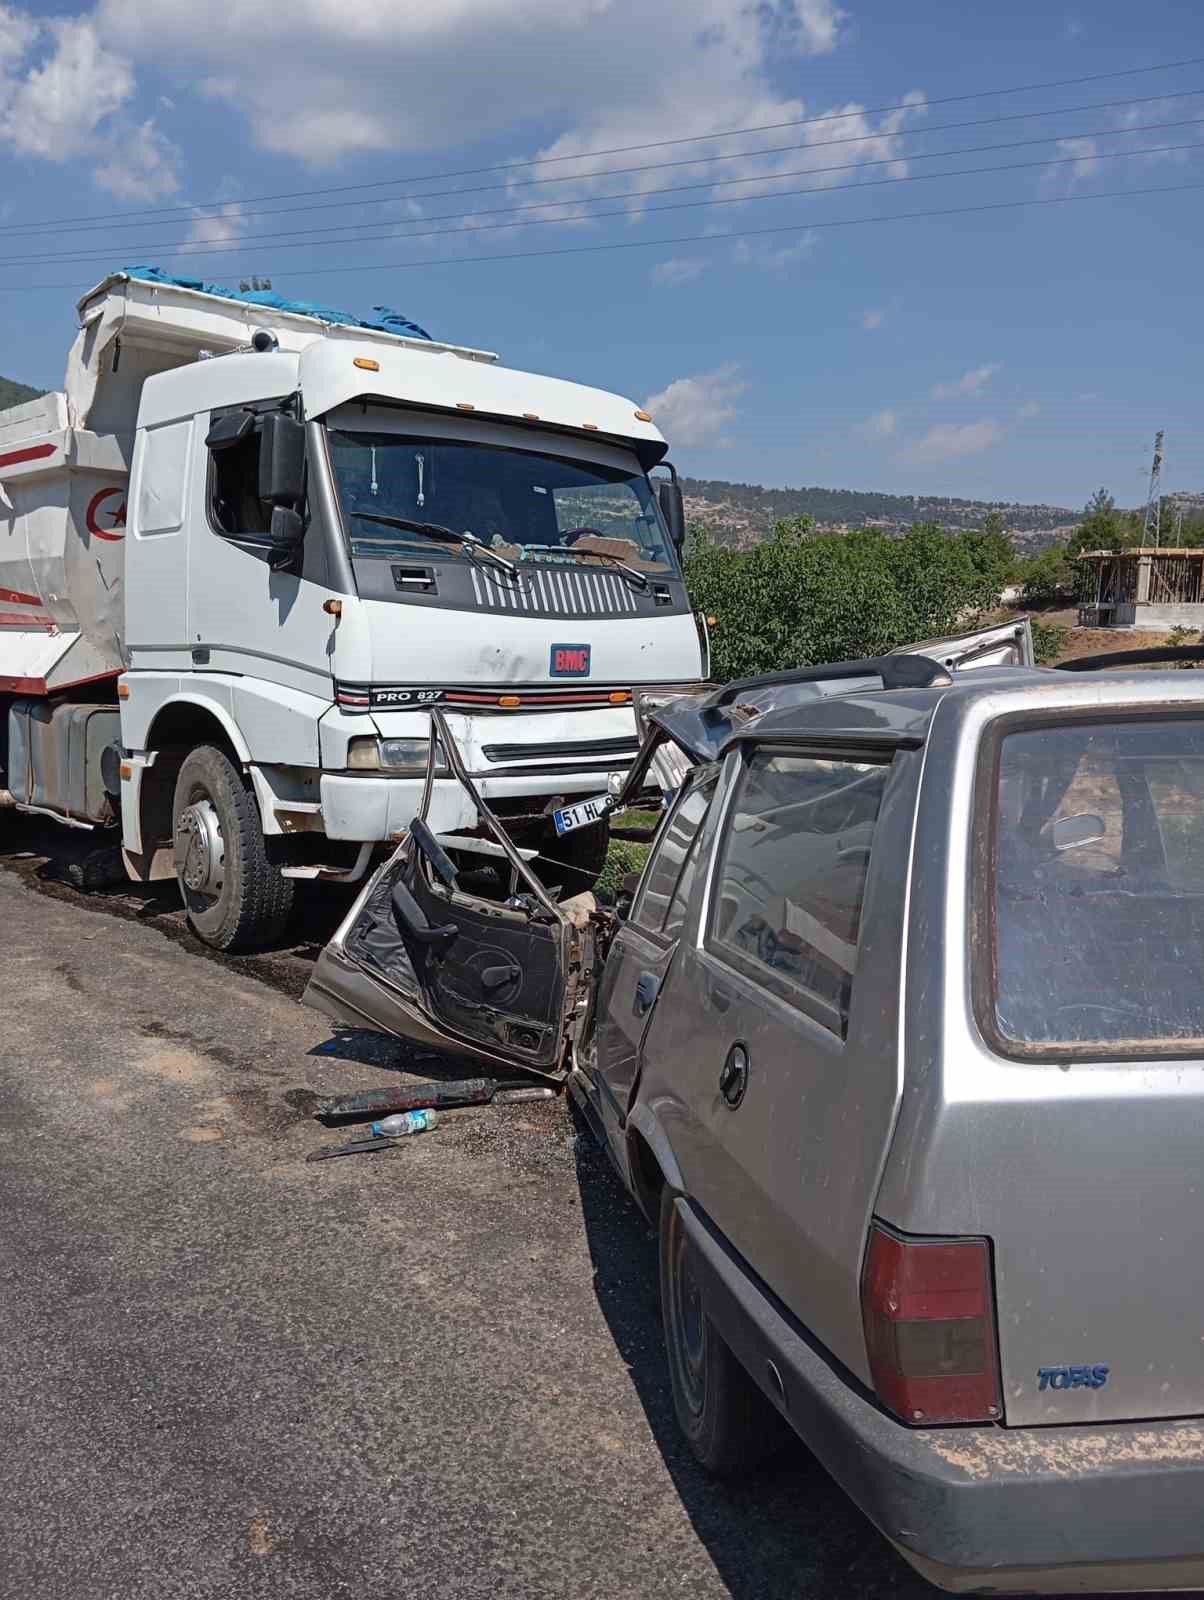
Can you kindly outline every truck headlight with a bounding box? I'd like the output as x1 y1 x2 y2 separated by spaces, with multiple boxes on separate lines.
346 737 447 774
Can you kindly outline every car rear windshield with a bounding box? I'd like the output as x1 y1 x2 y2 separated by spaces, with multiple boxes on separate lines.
988 715 1204 1055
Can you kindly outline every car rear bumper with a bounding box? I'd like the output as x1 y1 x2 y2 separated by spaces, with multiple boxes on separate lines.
681 1198 1204 1594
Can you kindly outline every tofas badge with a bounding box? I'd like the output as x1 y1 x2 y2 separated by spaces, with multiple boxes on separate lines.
550 643 591 677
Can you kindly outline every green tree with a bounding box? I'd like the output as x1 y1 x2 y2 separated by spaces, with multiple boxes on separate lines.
1067 488 1131 556
960 511 1017 595
1017 546 1075 607
685 520 1005 682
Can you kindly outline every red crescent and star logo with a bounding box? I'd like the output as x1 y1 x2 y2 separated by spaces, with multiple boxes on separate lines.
85 487 127 542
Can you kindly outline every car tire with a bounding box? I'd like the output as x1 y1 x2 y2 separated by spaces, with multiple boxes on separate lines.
659 1185 785 1476
533 815 610 897
171 745 294 952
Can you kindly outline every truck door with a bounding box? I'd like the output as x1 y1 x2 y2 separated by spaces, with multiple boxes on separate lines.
188 404 334 697
633 739 914 1375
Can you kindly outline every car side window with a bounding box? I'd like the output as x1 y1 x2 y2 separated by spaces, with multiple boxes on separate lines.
709 749 889 1036
632 770 718 938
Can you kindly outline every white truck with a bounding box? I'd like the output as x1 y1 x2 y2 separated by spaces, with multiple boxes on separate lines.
0 270 704 950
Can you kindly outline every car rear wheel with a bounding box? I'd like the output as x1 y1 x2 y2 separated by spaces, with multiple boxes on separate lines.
659 1185 786 1476
172 745 294 952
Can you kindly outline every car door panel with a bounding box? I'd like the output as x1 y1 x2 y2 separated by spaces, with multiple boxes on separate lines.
592 769 719 1129
632 744 918 1382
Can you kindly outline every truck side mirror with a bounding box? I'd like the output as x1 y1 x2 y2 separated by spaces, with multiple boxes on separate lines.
259 413 306 508
658 477 686 549
205 410 255 451
269 505 304 570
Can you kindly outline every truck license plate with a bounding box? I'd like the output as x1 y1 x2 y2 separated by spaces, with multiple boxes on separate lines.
553 795 609 836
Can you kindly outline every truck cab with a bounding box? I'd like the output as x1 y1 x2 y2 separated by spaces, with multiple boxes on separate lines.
0 270 702 949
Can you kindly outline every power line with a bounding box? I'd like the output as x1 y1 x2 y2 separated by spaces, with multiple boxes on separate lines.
4 86 1199 247
6 137 1200 269
3 177 1200 294
1 53 1202 237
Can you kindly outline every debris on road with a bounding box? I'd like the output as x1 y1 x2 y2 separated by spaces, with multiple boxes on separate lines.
370 1108 440 1138
315 1076 555 1124
305 1134 412 1163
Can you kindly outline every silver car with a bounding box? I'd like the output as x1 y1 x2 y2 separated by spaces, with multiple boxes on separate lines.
306 619 1204 1594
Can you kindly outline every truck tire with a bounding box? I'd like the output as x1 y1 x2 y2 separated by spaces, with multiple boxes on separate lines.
172 745 294 952
659 1185 787 1477
533 815 610 896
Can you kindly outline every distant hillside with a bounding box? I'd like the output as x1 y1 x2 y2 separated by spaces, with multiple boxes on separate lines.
0 374 44 412
682 476 1077 551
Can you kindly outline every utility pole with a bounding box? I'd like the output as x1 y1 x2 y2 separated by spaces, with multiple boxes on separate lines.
1143 429 1165 546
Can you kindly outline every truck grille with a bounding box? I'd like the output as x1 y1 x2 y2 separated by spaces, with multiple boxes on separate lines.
469 563 639 616
481 736 640 763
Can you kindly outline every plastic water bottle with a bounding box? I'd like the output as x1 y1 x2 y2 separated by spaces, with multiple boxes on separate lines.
370 1108 440 1139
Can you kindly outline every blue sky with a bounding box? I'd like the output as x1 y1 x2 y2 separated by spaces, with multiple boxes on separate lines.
1 0 1202 509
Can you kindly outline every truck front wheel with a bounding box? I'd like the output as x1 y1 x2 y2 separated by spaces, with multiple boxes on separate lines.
172 745 294 951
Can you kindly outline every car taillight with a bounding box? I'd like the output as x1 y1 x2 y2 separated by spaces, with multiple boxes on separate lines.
861 1223 1001 1425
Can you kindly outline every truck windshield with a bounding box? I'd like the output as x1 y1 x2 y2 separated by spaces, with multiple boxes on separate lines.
327 429 675 571
987 715 1204 1056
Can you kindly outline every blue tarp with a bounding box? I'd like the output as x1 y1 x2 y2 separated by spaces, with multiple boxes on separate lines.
121 265 432 341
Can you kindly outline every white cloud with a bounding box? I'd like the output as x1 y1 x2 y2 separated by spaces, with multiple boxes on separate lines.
185 199 248 247
1041 135 1100 193
93 0 849 166
0 9 133 161
94 116 180 200
901 420 1004 465
931 363 1000 400
643 364 747 447
731 231 817 271
651 256 708 287
854 408 898 441
861 307 886 330
1077 391 1100 402
1016 400 1041 420
82 0 927 246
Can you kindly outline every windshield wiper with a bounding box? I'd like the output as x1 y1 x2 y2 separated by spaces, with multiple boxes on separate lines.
351 512 519 580
574 548 650 590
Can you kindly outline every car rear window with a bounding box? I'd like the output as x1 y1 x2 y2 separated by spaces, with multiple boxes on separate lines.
987 716 1204 1055
710 751 888 1036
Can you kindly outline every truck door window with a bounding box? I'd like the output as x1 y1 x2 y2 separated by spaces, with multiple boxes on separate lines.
208 414 270 537
632 772 717 938
709 751 888 1037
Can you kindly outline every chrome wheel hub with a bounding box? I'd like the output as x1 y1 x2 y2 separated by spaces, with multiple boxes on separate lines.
174 799 225 898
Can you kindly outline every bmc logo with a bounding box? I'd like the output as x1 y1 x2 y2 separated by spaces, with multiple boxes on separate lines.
550 644 591 678
1037 1365 1110 1392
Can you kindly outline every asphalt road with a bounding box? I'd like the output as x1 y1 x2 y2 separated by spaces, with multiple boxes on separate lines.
0 823 1046 1598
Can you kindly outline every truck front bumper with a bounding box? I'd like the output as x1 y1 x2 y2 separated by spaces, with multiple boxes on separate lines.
682 1198 1204 1595
319 766 625 841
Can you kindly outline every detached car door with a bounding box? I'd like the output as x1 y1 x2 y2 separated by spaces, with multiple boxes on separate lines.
306 831 573 1078
305 716 576 1079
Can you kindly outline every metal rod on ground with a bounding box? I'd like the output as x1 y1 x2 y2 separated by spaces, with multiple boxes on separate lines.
315 1077 555 1123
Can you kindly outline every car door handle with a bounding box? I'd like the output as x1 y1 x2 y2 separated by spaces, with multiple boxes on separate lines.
481 963 521 990
718 1044 749 1108
391 881 458 946
634 972 660 1016
707 982 732 1014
